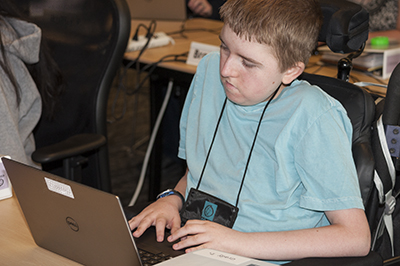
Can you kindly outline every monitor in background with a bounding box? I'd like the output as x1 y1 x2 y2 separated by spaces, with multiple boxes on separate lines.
127 0 187 21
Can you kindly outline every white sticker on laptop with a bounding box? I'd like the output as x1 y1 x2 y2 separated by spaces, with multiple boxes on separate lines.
44 177 74 199
194 249 251 265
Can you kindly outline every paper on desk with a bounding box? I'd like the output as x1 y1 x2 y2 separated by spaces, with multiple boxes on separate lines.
0 156 12 201
157 249 275 266
186 42 219 66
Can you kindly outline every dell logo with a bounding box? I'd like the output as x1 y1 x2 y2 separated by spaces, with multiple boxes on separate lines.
66 217 79 232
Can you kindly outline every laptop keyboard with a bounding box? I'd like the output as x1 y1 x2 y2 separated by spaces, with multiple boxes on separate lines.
138 248 173 265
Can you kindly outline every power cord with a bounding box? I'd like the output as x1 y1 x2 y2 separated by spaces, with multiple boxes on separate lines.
128 52 188 96
128 79 174 206
108 22 190 206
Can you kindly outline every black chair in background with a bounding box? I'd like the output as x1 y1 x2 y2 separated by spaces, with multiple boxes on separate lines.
15 0 131 192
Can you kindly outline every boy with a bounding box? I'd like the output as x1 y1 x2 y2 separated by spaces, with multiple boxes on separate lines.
129 0 371 262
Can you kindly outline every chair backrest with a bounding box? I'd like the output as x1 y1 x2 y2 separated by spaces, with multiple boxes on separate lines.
299 73 376 211
302 0 400 261
368 63 400 260
307 0 374 207
318 0 369 53
15 0 131 191
298 72 382 264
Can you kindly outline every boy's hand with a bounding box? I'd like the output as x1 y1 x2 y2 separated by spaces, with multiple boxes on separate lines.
128 197 182 242
167 220 243 254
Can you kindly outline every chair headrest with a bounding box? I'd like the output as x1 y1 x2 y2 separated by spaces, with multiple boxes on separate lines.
319 0 369 54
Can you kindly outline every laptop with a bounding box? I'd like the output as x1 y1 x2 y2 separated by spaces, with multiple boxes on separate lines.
4 158 274 266
3 158 183 266
127 0 187 21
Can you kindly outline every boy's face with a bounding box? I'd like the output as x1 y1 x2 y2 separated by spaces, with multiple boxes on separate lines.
219 25 301 106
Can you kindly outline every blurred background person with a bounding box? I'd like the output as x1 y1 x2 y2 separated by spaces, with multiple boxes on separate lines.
348 0 400 39
187 0 226 20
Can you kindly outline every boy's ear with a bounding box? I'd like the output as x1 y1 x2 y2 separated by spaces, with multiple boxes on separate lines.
282 62 305 85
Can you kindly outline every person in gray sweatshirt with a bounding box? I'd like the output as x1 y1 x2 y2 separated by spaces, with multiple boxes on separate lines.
0 0 63 167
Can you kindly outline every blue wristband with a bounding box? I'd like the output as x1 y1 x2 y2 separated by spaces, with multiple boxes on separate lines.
156 189 185 205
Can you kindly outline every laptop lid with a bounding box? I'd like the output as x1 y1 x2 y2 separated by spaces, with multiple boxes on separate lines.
127 0 187 21
3 158 142 266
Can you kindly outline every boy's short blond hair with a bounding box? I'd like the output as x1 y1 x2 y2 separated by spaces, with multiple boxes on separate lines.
220 0 323 72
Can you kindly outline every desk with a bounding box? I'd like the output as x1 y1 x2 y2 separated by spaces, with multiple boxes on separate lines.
125 18 223 74
0 196 82 265
124 18 388 200
125 18 388 95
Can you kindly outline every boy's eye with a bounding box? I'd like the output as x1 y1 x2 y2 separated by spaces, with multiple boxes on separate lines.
242 60 256 68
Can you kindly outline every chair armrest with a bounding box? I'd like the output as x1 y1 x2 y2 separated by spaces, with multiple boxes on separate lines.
286 251 383 266
32 133 106 163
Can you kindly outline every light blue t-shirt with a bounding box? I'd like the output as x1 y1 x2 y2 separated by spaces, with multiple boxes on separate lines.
178 52 364 234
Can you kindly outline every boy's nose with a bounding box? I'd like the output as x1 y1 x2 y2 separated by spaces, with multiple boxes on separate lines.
220 57 237 78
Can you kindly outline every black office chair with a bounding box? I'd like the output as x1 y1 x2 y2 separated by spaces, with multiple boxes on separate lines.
14 0 131 192
370 63 400 265
290 63 400 266
290 0 400 265
288 72 381 265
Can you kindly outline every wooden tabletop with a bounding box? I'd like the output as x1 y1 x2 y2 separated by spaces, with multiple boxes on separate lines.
124 18 223 74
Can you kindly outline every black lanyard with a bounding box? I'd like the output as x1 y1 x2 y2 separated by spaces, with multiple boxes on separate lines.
196 85 281 208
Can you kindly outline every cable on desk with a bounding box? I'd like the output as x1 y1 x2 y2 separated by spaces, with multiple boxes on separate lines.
108 21 158 122
135 21 157 94
166 20 221 39
360 70 389 85
132 23 154 41
128 78 174 207
167 28 222 40
128 52 188 96
135 20 157 64
109 51 187 124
